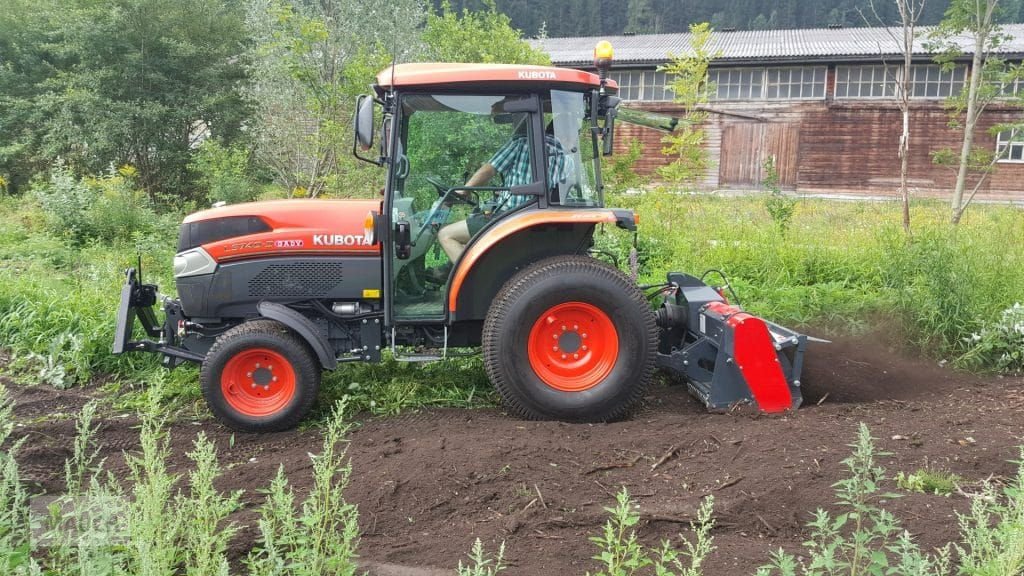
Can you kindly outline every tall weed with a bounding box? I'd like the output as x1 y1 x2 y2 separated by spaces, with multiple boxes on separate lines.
0 385 35 574
588 487 715 576
756 424 952 576
954 448 1024 575
246 399 361 576
457 538 507 576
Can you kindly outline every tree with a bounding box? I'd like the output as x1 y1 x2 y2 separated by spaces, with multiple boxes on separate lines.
657 23 719 185
625 0 657 34
243 0 424 198
865 0 929 235
0 0 250 198
929 0 1023 223
423 0 550 64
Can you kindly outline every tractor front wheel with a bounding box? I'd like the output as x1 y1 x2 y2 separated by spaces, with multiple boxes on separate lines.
483 255 657 422
200 320 320 432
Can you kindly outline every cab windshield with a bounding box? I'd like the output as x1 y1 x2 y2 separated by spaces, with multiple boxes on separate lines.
547 89 602 207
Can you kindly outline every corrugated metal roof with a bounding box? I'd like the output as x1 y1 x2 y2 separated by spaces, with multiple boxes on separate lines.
537 24 1024 66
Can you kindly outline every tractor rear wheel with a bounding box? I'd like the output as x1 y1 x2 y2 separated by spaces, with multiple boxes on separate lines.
200 319 320 432
482 255 657 422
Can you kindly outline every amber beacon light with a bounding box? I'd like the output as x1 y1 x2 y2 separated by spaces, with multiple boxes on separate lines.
594 40 614 69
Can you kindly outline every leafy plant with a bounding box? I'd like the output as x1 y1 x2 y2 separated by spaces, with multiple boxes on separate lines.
32 163 156 244
896 468 962 496
0 385 36 574
954 448 1024 575
958 302 1024 373
189 140 257 206
763 156 797 234
657 23 719 186
588 487 715 576
756 423 950 576
605 138 648 194
180 433 241 576
123 393 182 575
457 538 507 576
246 399 360 576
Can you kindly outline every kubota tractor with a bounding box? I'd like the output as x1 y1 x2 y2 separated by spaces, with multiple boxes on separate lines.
114 43 811 432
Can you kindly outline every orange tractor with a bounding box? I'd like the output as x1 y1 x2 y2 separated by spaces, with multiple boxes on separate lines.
114 44 810 432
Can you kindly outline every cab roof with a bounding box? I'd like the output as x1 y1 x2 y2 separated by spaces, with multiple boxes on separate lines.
374 63 617 94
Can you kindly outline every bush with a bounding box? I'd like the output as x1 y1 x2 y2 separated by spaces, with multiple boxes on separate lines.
189 140 257 206
605 138 648 194
958 303 1024 373
32 163 156 244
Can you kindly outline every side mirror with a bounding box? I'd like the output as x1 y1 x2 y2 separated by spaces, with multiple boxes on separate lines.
355 95 375 149
394 220 412 260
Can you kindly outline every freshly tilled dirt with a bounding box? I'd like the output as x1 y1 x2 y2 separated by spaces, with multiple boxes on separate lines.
7 337 1024 575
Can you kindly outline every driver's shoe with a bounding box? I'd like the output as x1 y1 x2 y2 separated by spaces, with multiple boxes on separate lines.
426 263 453 284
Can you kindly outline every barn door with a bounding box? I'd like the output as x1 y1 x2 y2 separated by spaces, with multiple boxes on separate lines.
719 123 800 190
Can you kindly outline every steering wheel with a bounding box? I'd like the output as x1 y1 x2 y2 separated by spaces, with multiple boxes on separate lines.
425 175 478 207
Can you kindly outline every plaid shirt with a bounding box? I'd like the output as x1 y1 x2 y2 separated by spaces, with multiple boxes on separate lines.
489 135 571 209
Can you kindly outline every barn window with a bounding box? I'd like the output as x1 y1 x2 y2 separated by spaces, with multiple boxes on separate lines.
766 67 827 99
709 68 764 100
835 65 899 98
998 69 1023 96
609 69 676 102
641 70 675 102
609 70 642 101
996 130 1024 163
909 64 967 98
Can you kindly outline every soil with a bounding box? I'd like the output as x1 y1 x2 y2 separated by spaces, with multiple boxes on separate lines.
6 337 1024 576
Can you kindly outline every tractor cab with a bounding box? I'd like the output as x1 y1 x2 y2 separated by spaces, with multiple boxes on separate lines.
354 61 626 329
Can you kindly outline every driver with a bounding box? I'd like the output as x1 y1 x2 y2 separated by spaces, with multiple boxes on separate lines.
436 114 571 268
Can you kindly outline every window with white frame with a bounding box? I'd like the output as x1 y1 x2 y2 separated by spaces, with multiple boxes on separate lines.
609 69 675 102
609 70 641 101
641 70 675 101
835 65 899 98
996 130 1024 162
766 67 827 99
999 71 1023 97
909 64 967 98
709 68 764 100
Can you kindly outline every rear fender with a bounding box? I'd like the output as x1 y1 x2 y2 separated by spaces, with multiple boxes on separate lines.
447 209 631 321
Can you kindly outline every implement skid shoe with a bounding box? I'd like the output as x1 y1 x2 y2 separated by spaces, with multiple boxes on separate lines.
655 273 806 413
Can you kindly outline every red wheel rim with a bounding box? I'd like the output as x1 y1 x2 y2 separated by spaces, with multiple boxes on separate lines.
220 348 297 417
527 302 619 392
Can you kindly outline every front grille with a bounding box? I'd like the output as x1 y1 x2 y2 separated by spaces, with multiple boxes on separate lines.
248 262 344 297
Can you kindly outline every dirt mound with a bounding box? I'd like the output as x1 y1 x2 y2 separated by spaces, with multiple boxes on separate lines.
800 336 982 404
7 337 1024 575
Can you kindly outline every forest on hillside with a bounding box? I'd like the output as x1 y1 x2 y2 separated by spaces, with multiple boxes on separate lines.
433 0 1024 38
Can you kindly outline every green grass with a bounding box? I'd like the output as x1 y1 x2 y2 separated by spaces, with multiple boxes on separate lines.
602 190 1024 369
896 468 963 496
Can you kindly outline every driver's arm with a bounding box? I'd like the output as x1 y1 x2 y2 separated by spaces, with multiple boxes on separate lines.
464 163 496 188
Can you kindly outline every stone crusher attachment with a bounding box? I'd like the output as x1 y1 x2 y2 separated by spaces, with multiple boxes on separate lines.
653 272 813 413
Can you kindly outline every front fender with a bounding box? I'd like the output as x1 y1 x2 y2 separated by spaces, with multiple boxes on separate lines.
257 301 338 370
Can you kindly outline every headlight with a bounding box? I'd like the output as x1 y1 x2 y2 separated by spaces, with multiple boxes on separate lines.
173 248 217 278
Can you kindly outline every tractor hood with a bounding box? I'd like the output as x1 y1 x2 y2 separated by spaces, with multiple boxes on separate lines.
179 198 382 263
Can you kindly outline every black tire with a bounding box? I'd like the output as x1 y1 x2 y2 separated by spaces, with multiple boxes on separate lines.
482 255 657 422
200 319 320 432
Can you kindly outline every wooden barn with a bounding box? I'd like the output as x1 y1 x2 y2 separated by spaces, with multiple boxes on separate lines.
539 25 1024 200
